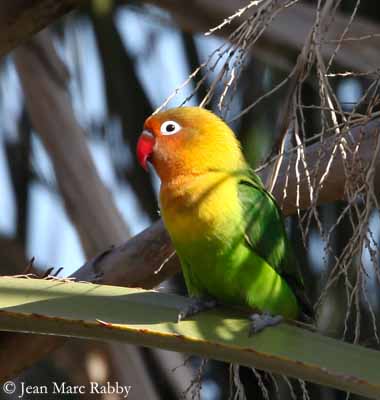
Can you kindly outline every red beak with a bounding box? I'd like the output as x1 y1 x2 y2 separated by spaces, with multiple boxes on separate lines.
137 130 155 171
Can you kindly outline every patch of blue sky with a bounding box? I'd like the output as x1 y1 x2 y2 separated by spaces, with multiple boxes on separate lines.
90 139 118 186
105 116 134 172
27 181 85 273
28 135 86 272
89 139 152 234
0 135 16 236
115 6 198 109
194 34 226 66
337 78 363 111
194 33 238 89
308 230 327 273
60 16 107 127
0 59 22 139
114 184 152 235
194 33 244 121
361 210 380 309
31 134 55 182
200 379 222 400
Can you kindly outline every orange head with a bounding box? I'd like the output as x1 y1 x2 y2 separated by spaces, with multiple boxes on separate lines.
136 107 245 182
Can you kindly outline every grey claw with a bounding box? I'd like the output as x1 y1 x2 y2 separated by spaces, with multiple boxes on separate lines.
249 312 283 336
177 310 186 322
177 297 217 322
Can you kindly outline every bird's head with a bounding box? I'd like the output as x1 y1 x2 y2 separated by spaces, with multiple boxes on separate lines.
136 107 245 182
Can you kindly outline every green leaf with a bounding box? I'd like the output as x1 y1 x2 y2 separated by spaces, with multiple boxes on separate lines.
0 277 379 398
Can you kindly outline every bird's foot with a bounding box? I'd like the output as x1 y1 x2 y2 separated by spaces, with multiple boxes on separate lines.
249 312 283 335
178 296 217 322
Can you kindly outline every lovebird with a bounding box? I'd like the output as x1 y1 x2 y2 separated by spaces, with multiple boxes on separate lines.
136 107 311 333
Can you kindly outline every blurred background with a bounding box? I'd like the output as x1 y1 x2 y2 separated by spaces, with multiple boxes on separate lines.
1 0 380 398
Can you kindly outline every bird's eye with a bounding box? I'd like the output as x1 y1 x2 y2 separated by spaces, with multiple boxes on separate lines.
160 121 181 136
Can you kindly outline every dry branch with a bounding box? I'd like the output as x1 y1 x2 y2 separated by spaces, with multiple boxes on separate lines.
147 0 380 73
272 118 380 214
0 1 77 58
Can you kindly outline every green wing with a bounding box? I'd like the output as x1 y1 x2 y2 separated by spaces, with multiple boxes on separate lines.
238 172 312 315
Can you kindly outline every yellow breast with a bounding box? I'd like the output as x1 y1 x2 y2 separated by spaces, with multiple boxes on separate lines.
160 172 244 244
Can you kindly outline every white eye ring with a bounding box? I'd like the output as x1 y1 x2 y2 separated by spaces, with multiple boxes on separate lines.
160 120 181 136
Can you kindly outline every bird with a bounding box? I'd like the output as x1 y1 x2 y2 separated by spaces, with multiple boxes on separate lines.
136 106 312 334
